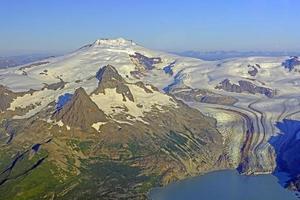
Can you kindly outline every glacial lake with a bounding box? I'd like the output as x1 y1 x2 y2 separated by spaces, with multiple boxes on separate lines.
149 170 298 200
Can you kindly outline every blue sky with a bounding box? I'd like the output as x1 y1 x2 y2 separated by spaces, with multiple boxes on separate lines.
0 0 299 55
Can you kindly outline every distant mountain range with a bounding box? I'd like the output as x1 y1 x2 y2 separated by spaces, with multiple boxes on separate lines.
0 54 57 69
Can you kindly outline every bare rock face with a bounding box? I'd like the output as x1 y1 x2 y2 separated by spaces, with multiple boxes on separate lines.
0 85 18 112
282 56 300 71
129 52 162 70
171 87 237 105
93 65 134 102
216 79 275 98
248 65 258 76
43 79 66 90
53 87 107 129
216 79 241 93
96 64 123 82
134 81 153 93
129 52 162 79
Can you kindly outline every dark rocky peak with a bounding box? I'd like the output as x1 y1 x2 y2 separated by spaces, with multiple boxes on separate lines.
96 64 124 82
94 65 134 102
53 87 107 130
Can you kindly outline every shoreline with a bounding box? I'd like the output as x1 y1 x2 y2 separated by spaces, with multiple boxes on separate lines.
147 168 280 199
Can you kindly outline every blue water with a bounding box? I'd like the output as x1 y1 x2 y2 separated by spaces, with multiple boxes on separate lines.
149 170 297 200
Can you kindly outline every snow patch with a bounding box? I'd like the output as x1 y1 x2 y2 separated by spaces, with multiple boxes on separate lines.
90 84 176 123
56 120 64 127
92 122 107 132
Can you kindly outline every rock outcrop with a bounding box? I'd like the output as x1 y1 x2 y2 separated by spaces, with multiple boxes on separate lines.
216 79 275 98
129 52 162 70
0 86 17 112
248 65 258 76
282 56 300 72
172 87 238 105
93 65 134 102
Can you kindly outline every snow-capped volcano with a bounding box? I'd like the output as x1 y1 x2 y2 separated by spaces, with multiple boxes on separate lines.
92 38 136 47
0 38 183 92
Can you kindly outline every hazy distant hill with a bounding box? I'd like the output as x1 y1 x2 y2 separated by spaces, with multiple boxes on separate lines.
0 54 56 68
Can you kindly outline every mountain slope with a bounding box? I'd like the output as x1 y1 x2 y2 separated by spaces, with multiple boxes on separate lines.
0 61 227 199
